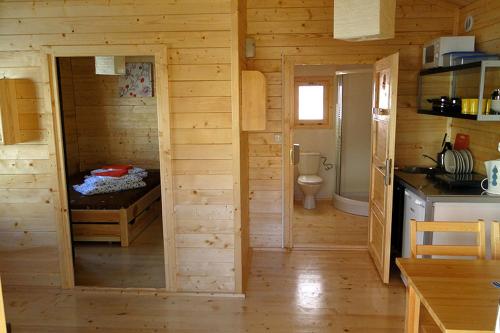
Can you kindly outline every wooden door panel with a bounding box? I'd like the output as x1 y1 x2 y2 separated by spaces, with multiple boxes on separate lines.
369 209 385 268
373 121 387 165
371 167 386 217
368 53 399 284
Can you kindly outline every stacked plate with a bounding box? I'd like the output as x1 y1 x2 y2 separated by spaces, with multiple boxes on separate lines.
443 149 473 174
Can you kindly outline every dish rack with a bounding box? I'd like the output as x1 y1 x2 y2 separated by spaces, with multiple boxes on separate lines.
443 149 473 174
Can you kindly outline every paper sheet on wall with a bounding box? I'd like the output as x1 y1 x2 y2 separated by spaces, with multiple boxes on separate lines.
119 63 153 97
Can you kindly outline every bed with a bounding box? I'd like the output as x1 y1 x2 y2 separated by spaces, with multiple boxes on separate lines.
68 169 161 247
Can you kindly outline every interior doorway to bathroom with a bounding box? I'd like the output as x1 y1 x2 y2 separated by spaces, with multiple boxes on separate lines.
283 60 373 249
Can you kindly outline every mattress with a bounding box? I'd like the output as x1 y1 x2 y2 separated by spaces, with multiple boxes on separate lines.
68 169 161 210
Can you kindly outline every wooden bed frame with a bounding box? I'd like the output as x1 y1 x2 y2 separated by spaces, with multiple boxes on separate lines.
70 185 161 247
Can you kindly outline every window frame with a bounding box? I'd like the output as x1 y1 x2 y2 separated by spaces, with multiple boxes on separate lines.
294 77 332 128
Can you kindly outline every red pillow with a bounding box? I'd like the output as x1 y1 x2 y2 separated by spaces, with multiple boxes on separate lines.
93 169 128 177
101 164 133 170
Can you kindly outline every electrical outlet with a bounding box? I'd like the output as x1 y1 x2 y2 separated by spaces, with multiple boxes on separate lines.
274 134 282 144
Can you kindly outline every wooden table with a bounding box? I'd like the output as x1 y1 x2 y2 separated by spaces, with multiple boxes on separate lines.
396 258 500 333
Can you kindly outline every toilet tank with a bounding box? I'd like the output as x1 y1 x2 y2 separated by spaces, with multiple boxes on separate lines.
298 152 321 175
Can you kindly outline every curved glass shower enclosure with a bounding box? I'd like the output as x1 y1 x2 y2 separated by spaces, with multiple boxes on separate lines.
333 71 373 216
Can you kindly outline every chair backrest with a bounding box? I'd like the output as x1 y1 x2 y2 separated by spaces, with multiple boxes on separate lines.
0 277 6 333
410 219 486 259
492 221 500 260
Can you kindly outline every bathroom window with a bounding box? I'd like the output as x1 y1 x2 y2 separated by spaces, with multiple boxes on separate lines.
294 77 331 128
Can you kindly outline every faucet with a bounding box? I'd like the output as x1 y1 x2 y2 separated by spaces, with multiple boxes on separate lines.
320 156 334 171
422 154 439 166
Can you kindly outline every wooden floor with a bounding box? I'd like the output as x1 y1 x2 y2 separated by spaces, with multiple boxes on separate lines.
293 201 368 249
74 216 165 288
3 250 405 332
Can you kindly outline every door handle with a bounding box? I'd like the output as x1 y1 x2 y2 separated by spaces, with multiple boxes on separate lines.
290 144 300 165
376 159 392 186
384 158 392 186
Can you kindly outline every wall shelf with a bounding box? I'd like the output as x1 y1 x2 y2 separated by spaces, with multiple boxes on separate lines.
417 109 478 120
0 79 20 145
420 62 482 76
418 60 500 121
242 70 266 131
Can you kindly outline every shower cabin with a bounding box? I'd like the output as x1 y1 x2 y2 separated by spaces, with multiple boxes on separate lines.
333 70 373 216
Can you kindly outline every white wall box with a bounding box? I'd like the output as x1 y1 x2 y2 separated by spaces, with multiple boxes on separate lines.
0 79 20 145
333 0 396 41
95 56 126 75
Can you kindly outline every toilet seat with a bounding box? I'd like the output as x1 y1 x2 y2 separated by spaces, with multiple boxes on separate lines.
297 175 323 185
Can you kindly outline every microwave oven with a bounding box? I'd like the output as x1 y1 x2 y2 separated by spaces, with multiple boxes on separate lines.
422 36 475 69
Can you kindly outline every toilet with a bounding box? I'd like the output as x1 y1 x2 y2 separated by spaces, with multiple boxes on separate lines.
297 152 323 209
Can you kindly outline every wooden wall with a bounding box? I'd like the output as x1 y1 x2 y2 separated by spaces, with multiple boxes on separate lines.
0 0 241 293
452 0 500 174
0 71 59 286
60 56 160 173
245 0 455 248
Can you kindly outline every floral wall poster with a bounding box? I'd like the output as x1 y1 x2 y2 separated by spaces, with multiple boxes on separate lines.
119 63 153 97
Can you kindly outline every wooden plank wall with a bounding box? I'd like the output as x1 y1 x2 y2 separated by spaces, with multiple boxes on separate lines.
0 72 59 287
452 0 500 174
0 0 240 293
245 0 455 248
60 56 160 172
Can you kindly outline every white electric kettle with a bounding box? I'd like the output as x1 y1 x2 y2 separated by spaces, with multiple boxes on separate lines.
481 159 500 195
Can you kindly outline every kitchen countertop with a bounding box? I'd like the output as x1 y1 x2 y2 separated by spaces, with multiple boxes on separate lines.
394 170 500 203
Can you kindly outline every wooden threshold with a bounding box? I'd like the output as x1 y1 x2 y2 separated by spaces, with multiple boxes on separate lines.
292 244 368 251
71 286 246 298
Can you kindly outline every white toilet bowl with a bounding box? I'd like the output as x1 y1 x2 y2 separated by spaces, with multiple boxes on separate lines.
297 175 323 209
297 151 323 209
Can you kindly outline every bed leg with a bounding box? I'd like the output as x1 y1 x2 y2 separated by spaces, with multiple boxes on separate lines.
119 209 129 247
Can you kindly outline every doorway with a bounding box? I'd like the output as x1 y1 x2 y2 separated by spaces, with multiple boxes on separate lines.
41 45 175 290
283 58 372 249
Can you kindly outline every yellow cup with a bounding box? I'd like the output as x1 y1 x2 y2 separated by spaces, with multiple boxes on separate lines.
461 99 470 114
469 98 479 115
485 99 492 114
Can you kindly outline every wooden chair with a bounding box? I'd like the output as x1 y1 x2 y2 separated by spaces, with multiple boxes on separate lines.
0 277 6 333
492 221 500 260
410 219 486 259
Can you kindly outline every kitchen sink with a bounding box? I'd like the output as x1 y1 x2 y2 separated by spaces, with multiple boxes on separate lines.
398 166 445 175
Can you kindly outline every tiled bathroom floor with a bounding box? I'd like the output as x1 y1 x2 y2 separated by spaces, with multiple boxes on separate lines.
293 200 368 249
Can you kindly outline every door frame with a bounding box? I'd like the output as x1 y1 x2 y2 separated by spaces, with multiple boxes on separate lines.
40 44 176 290
282 55 375 248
